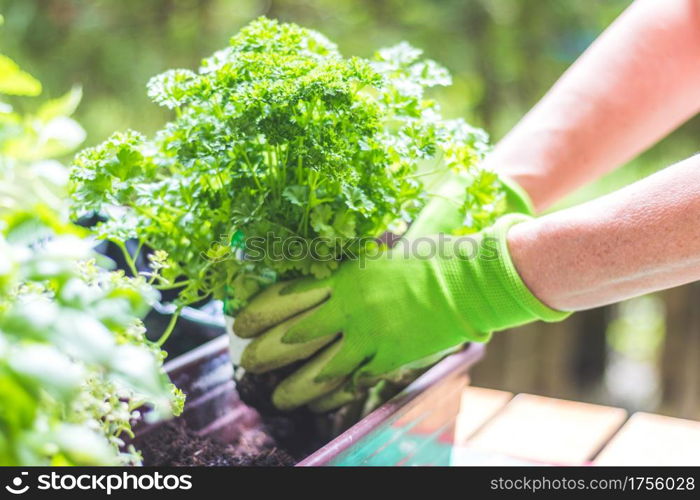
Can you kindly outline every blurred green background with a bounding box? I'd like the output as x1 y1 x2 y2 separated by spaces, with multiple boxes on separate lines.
2 0 699 205
2 0 699 418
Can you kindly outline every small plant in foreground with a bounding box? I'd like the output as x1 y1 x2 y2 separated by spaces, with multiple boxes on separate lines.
0 44 183 465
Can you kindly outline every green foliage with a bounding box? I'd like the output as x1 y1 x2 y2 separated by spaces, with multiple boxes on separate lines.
0 55 183 466
458 169 507 234
0 53 41 96
70 17 492 311
2 87 85 164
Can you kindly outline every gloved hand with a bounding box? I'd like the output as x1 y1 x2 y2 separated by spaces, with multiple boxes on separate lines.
314 170 535 413
233 211 568 411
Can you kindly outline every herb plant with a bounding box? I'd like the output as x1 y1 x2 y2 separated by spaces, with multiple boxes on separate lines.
0 49 183 465
70 17 495 326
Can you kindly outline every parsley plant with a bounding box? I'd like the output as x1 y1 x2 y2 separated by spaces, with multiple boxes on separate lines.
70 18 494 326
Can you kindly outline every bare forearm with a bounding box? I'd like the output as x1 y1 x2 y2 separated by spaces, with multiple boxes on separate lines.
487 0 700 211
508 154 700 311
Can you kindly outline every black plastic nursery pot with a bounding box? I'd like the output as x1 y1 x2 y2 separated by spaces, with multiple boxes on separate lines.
133 334 484 466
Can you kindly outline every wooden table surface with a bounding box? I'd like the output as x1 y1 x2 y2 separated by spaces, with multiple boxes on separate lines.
454 386 700 466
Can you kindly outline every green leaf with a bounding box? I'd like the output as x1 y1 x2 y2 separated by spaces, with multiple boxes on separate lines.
36 85 82 122
9 344 83 400
332 210 356 238
310 204 333 235
342 185 375 214
0 55 42 96
52 425 117 466
282 185 308 207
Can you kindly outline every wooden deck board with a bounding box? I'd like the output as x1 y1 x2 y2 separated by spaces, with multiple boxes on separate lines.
594 412 700 465
459 393 627 464
455 386 513 444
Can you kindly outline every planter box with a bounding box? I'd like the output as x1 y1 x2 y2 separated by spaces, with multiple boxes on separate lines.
135 334 484 466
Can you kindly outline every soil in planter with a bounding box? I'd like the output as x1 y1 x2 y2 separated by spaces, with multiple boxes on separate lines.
137 364 338 466
138 353 363 466
139 419 296 467
236 362 413 452
235 363 341 459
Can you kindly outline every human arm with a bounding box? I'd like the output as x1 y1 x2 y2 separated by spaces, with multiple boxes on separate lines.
487 0 700 211
509 153 700 310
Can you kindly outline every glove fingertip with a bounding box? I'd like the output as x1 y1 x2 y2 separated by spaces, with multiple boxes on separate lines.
282 305 341 344
233 311 268 338
282 322 320 344
314 349 366 382
308 383 360 413
233 281 331 337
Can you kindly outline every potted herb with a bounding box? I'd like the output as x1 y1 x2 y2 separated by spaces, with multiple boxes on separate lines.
71 17 502 464
69 17 496 329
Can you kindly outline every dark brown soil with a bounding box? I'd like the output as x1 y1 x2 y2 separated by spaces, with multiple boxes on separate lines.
137 360 348 466
139 419 296 467
137 366 334 466
236 368 335 458
236 366 297 416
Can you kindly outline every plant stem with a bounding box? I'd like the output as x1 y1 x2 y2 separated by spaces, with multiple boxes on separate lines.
115 240 139 277
156 308 181 347
155 280 191 290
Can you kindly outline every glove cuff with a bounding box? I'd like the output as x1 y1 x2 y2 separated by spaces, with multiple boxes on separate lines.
444 213 569 339
500 175 535 216
485 214 569 325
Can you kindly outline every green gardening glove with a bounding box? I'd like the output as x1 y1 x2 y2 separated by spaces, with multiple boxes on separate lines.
234 213 568 411
323 170 536 413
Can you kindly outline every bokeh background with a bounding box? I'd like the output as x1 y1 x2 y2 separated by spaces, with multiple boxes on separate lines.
1 0 698 419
